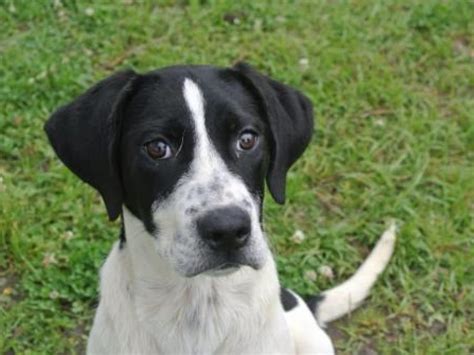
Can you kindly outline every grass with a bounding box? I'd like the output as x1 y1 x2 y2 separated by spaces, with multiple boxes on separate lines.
0 0 473 353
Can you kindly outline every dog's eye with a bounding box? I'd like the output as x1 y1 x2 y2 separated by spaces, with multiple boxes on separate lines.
145 139 172 160
237 131 258 151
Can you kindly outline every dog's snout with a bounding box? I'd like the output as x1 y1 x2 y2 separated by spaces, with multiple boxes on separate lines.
197 206 251 251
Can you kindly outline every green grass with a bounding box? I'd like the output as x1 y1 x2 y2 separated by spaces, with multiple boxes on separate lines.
1 0 473 353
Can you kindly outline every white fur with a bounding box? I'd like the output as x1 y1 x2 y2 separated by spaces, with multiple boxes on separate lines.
86 78 396 354
284 291 334 355
88 209 294 354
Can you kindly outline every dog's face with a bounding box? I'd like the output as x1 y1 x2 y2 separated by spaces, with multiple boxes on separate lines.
45 64 313 277
120 70 270 276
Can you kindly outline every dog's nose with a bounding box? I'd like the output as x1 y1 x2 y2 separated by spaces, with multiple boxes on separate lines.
197 206 251 251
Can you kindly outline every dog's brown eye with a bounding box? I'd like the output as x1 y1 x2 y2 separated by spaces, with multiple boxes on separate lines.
145 139 172 160
238 131 258 151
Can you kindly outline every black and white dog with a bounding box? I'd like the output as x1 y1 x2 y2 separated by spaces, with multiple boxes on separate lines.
45 63 396 354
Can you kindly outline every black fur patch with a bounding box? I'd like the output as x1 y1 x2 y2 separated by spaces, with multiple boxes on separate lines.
280 287 298 311
305 294 325 316
118 224 126 250
45 63 314 241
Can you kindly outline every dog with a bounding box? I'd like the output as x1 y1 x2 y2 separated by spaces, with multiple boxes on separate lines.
45 63 396 354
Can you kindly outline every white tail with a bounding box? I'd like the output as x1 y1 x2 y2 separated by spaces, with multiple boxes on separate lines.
315 223 397 325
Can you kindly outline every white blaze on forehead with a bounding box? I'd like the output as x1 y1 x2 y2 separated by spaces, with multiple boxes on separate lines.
183 78 206 131
183 78 215 174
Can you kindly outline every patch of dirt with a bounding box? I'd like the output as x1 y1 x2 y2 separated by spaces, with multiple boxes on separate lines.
428 320 446 336
61 322 88 355
222 11 246 25
453 36 474 58
357 341 379 355
326 323 348 343
0 272 24 307
327 317 382 354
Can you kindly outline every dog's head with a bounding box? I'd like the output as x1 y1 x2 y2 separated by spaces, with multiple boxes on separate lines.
45 64 313 277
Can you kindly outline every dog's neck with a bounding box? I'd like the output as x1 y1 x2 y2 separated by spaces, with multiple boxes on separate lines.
110 208 281 352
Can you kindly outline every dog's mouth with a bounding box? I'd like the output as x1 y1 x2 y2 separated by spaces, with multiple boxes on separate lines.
218 262 240 269
178 235 268 278
204 262 242 277
184 255 260 278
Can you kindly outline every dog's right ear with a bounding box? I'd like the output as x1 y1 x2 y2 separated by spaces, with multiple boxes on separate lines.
232 63 314 204
44 70 138 221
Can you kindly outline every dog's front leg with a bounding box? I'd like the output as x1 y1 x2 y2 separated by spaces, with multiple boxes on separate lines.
284 291 335 355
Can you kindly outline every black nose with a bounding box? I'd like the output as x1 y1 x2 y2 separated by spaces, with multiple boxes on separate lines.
197 206 251 251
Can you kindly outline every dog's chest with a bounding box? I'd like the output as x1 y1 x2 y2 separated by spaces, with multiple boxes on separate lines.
134 275 289 353
91 244 293 354
136 283 245 352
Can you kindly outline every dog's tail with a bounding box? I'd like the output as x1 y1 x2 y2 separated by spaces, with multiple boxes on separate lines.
306 223 396 326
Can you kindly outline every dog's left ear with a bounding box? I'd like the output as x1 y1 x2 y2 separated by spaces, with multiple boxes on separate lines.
233 63 314 204
44 70 138 220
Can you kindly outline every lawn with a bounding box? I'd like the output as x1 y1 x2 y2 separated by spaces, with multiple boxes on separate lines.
1 0 473 353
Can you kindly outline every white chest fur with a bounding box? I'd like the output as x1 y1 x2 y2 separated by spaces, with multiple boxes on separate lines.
87 234 294 354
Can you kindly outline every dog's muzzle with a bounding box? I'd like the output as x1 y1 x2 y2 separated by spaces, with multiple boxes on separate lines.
180 204 265 277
